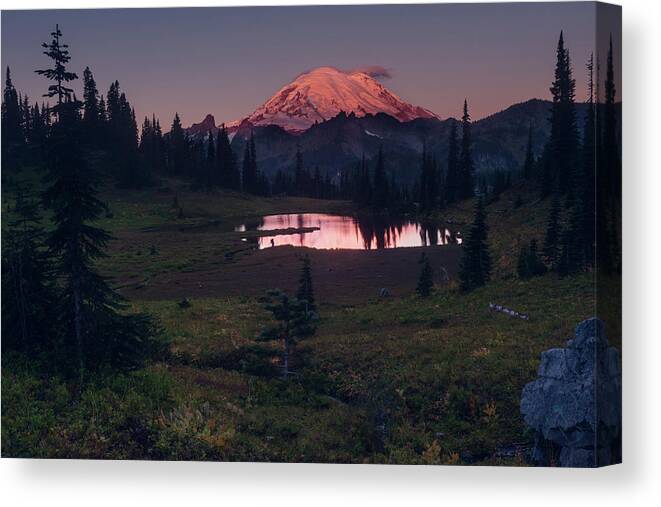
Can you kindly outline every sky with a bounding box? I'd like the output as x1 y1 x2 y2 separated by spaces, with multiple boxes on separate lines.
1 3 621 130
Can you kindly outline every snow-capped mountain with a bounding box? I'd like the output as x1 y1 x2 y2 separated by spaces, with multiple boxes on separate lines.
237 66 439 133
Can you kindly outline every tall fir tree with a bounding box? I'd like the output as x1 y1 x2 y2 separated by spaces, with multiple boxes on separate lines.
445 121 459 204
557 201 585 276
296 255 316 313
579 53 597 269
547 31 579 196
458 99 474 199
82 66 100 139
1 189 56 353
248 132 262 194
459 198 492 291
543 194 562 267
35 24 77 110
241 139 252 192
372 145 389 208
37 25 159 380
168 112 188 177
2 67 23 146
517 238 546 280
419 142 439 212
416 252 434 297
20 94 31 141
597 36 620 273
294 143 304 195
206 129 216 188
215 124 238 189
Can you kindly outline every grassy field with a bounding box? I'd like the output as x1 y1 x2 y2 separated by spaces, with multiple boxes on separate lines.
2 172 618 463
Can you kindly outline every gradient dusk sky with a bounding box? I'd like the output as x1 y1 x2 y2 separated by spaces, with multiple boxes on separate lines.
1 3 621 130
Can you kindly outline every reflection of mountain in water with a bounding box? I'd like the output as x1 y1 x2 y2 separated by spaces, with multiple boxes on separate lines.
236 213 461 251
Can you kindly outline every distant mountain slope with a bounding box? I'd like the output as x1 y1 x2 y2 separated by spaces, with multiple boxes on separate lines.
229 99 575 183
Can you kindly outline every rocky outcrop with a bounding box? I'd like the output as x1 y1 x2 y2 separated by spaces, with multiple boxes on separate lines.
521 318 621 467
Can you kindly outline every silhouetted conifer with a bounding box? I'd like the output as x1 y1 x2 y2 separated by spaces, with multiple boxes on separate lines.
1 67 22 145
296 255 316 313
258 289 317 378
372 146 389 208
1 189 56 353
37 26 160 380
543 195 562 267
517 239 546 280
445 121 459 204
416 252 434 297
82 66 100 140
547 31 579 196
168 112 188 177
458 99 474 199
459 198 491 291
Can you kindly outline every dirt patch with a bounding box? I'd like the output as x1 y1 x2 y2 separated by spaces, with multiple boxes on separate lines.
118 244 462 304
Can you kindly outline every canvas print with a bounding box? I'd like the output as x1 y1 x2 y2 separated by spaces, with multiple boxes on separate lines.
1 2 621 467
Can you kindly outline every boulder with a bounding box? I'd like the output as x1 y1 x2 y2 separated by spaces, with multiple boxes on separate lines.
520 318 621 467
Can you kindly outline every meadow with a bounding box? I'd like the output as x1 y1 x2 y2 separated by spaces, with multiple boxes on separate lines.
2 169 615 464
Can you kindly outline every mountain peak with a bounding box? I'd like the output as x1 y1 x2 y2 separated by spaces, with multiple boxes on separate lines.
187 113 217 136
241 66 439 132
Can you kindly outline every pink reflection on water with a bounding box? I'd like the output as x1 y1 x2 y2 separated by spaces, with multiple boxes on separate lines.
236 213 461 250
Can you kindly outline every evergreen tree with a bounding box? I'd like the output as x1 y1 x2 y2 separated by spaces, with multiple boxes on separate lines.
37 26 160 380
82 66 100 139
139 114 165 174
98 95 107 123
241 139 252 192
372 145 389 208
557 201 584 276
543 194 562 267
29 102 48 146
418 143 439 212
547 31 579 196
215 124 238 189
517 239 546 280
20 94 31 141
102 81 147 186
206 129 216 189
106 81 120 128
579 53 597 269
168 112 188 176
296 255 316 313
248 132 262 194
35 24 78 110
416 252 434 297
1 190 56 353
257 289 317 378
597 36 620 273
358 153 372 205
294 143 304 195
445 121 459 204
459 198 491 291
458 99 474 199
1 67 22 144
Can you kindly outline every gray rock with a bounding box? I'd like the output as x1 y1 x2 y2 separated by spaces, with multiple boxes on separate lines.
520 318 621 467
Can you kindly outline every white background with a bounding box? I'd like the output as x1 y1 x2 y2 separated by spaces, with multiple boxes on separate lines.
1 0 659 505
